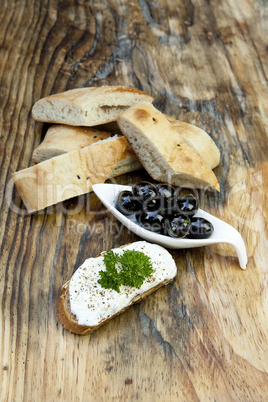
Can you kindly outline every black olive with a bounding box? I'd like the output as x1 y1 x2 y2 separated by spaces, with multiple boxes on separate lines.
187 217 214 239
137 210 165 233
173 195 199 216
142 195 161 212
116 191 142 216
163 214 191 238
133 181 158 201
156 184 176 213
157 183 175 200
175 187 199 199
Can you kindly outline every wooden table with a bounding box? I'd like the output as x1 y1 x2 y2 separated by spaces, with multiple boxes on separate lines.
1 0 267 400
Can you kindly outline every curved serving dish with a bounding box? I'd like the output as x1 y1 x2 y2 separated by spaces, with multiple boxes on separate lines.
93 183 247 270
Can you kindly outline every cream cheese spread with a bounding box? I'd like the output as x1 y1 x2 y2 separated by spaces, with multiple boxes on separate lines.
69 241 177 326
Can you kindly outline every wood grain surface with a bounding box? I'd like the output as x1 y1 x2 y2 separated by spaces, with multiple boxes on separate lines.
1 0 268 401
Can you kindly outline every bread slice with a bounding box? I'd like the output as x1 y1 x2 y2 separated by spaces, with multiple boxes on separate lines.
13 136 127 213
32 86 154 126
165 115 220 170
32 117 220 171
109 142 142 177
32 125 143 175
58 241 177 335
117 103 220 191
32 125 113 163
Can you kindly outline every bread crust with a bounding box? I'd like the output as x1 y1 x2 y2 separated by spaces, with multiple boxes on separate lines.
118 103 220 191
32 86 154 126
58 277 172 335
13 136 127 212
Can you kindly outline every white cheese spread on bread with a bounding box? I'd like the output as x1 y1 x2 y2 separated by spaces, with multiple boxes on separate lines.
69 241 177 326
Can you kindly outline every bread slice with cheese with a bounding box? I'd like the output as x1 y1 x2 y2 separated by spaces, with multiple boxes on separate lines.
117 103 220 191
32 86 154 126
58 241 177 335
13 136 127 213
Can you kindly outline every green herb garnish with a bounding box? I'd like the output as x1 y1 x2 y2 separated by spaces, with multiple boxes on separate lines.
98 249 153 293
98 250 121 293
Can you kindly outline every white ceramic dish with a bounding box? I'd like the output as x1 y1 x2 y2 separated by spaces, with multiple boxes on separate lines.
93 183 248 270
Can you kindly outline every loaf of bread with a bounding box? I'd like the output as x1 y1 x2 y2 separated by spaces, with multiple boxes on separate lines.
58 241 177 335
117 103 220 191
13 136 127 213
32 86 154 126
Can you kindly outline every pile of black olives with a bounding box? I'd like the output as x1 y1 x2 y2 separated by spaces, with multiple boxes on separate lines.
116 181 214 239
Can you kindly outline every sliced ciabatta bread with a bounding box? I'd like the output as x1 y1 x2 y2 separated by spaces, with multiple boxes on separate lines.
117 103 220 191
58 241 177 335
109 143 142 177
32 86 154 126
165 115 220 170
13 136 127 213
32 117 220 170
32 125 143 175
32 125 113 163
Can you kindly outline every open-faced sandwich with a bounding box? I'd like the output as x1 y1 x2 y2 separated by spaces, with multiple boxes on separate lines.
58 241 177 335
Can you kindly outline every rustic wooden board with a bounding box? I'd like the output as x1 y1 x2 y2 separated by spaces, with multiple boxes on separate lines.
1 0 267 400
